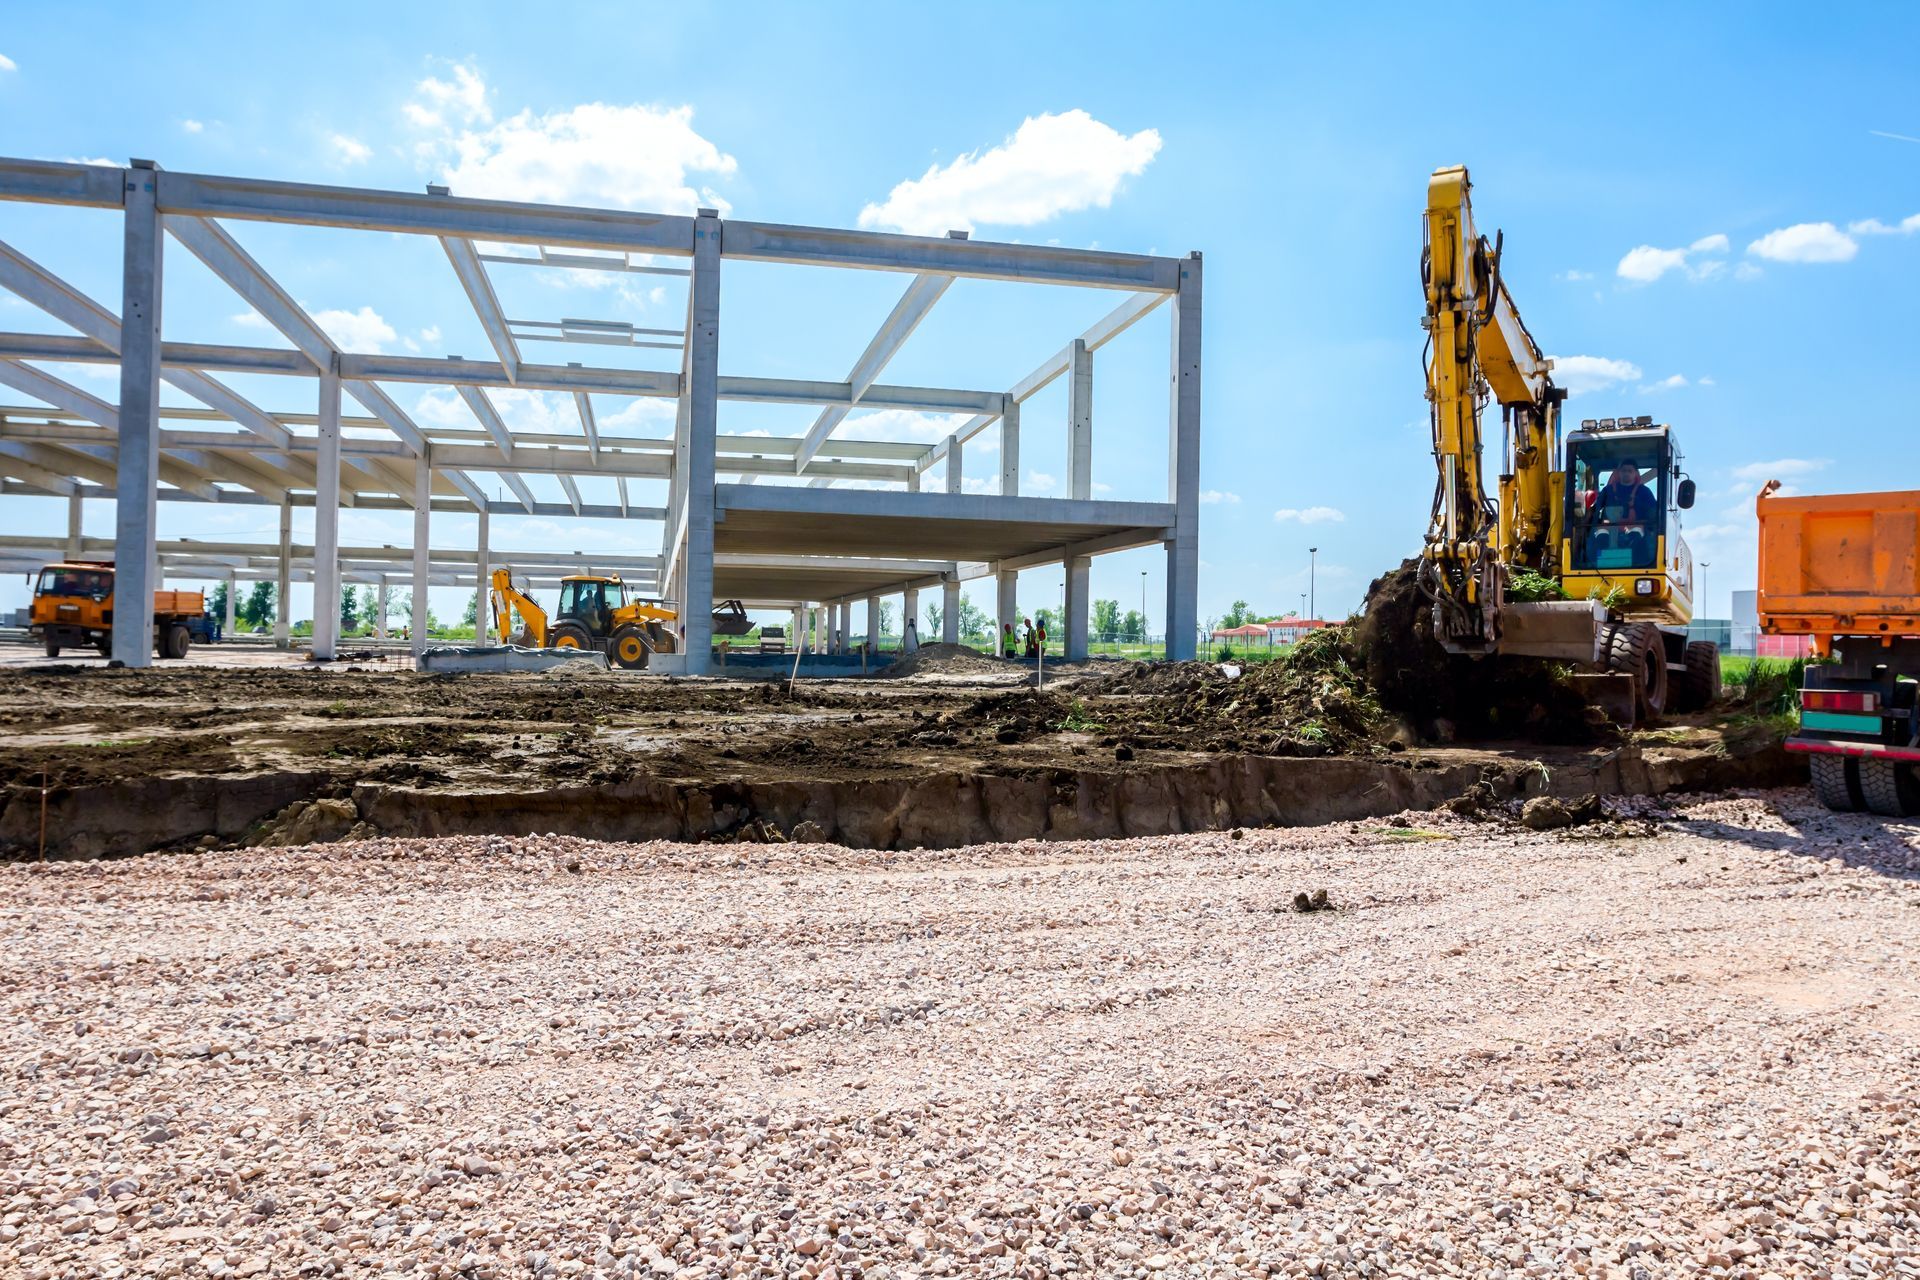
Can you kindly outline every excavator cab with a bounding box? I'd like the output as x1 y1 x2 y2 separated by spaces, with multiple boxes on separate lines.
1561 417 1696 621
557 577 622 636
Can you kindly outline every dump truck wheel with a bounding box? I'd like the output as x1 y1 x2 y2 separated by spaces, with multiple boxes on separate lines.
550 622 591 651
1860 758 1920 818
1601 623 1666 721
95 638 112 658
160 623 191 660
43 636 59 658
1672 641 1721 712
610 625 651 670
1810 755 1862 812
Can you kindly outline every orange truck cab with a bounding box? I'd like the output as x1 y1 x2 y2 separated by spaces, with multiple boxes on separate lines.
1757 482 1920 815
28 560 207 660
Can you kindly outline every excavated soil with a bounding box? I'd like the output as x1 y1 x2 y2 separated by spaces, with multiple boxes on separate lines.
0 657 1801 860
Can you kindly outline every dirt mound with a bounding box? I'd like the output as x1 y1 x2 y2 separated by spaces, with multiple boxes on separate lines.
883 643 1009 677
1356 560 1599 743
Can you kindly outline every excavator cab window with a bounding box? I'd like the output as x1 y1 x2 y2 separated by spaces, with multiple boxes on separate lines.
1567 434 1668 572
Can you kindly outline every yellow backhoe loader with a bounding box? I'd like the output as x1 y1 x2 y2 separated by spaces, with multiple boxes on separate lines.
489 568 679 670
1417 164 1719 721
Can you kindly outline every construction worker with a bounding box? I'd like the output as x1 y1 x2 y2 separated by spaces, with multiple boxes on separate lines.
1036 617 1048 655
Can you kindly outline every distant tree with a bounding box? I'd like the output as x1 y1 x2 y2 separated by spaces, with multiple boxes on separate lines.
1120 608 1145 642
241 581 276 630
878 600 897 636
387 588 411 633
925 600 942 637
957 595 992 642
1092 598 1121 640
461 591 478 627
340 586 360 634
208 582 229 623
1221 599 1253 628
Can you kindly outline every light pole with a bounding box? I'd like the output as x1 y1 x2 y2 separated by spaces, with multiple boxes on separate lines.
1140 570 1148 651
1300 592 1308 619
1308 546 1319 621
1699 561 1711 622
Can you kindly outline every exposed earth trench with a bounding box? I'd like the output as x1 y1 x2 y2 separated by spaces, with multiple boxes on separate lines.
0 664 1802 860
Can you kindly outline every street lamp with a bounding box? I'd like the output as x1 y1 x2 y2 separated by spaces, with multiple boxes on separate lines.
1140 570 1148 650
1308 546 1319 620
1699 561 1711 622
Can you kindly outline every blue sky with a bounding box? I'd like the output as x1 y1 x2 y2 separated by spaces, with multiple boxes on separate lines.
1 2 1917 630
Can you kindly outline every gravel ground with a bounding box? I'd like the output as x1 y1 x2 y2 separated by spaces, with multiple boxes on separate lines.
3 788 1917 1280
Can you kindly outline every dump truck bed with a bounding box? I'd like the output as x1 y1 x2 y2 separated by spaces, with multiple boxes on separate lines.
1757 484 1920 639
153 590 206 618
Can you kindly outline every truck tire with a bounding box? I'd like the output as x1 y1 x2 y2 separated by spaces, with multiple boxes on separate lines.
549 622 592 651
1601 622 1667 721
1672 641 1721 713
43 635 59 658
96 637 112 658
1860 759 1920 818
1810 755 1862 812
160 623 191 660
610 625 651 670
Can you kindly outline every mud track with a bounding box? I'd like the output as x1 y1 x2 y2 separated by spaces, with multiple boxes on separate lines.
0 665 1801 858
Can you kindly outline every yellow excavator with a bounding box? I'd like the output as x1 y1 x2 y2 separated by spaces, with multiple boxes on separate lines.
489 568 679 670
1419 164 1719 720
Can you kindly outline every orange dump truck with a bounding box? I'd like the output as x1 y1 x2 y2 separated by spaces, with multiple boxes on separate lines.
28 560 207 660
1756 481 1920 815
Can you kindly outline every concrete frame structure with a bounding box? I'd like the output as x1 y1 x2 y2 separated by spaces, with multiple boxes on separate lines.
0 157 1202 670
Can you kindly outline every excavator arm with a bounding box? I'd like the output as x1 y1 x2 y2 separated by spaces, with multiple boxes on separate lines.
1420 165 1565 653
490 567 548 647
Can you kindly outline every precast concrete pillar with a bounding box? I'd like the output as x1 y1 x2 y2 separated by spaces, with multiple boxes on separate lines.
1166 252 1203 661
837 602 851 655
475 508 490 643
679 208 723 674
865 596 879 652
312 366 342 660
999 398 1019 496
65 493 83 560
375 576 388 641
903 586 919 649
224 569 236 638
1068 338 1093 500
791 606 804 651
996 570 1018 657
1065 555 1091 661
274 503 291 649
944 434 963 495
942 576 960 645
411 455 430 659
113 160 164 668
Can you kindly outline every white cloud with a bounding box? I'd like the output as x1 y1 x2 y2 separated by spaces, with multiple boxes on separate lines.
1734 262 1764 281
1550 354 1643 396
418 325 441 345
1556 269 1594 282
1026 470 1057 491
313 306 398 353
1200 489 1241 505
0 54 16 73
1731 458 1830 484
1092 481 1113 494
858 109 1162 235
1273 506 1346 525
1746 222 1857 263
406 65 737 215
63 156 117 167
181 119 205 135
1848 212 1920 237
329 133 372 165
1616 233 1728 284
840 408 972 445
1698 375 1716 386
1640 374 1688 393
230 311 270 331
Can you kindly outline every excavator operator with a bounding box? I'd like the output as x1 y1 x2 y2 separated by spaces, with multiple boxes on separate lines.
1590 463 1659 564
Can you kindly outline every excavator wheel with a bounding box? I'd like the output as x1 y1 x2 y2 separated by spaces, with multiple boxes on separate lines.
1671 641 1722 713
610 625 651 670
1601 622 1667 722
1810 755 1863 812
550 622 592 651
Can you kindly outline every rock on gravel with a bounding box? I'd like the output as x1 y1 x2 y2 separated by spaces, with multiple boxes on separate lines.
1 788 1917 1279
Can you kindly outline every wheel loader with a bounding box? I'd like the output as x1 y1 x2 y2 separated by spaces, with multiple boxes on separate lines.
489 568 679 670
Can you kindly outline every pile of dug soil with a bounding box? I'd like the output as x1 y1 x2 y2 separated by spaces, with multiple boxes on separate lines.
1356 560 1598 743
883 643 1012 678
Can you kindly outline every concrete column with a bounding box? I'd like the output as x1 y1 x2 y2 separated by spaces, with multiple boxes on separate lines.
836 602 851 655
997 569 1018 657
274 503 291 648
65 493 83 560
999 398 1020 496
1068 338 1093 501
903 586 919 648
1065 555 1091 661
312 367 342 660
865 596 880 652
223 569 236 638
411 455 430 659
906 469 920 493
679 207 723 674
113 160 164 667
942 576 960 645
790 605 803 651
944 433 964 495
375 576 388 641
475 508 491 643
1166 252 1203 661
